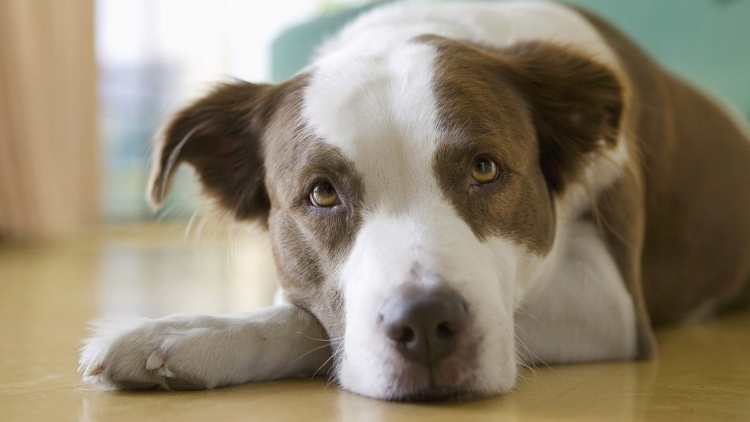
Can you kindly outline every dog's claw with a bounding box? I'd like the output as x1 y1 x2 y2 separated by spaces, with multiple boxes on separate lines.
145 351 165 370
83 363 104 377
79 316 217 391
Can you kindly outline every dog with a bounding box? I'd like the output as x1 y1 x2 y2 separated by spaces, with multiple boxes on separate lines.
79 0 750 401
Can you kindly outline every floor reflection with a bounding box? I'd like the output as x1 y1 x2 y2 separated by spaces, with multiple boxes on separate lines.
95 230 278 317
1 225 749 422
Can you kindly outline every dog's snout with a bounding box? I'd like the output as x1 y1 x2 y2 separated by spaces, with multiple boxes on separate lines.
380 291 468 367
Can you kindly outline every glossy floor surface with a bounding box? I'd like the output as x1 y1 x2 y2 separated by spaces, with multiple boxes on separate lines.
1 225 749 421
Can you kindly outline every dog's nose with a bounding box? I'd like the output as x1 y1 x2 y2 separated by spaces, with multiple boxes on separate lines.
380 290 468 367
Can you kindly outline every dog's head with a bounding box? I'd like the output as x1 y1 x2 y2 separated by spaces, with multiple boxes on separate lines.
149 36 623 400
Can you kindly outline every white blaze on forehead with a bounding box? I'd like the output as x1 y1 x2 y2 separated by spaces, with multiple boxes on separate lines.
317 1 620 72
302 41 441 210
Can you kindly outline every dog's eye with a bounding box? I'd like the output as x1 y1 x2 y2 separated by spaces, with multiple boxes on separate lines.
471 157 499 184
310 181 339 207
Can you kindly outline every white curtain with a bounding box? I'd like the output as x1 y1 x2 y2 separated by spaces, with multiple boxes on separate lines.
0 0 98 238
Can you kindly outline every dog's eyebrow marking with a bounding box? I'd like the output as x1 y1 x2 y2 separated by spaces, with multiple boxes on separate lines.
423 36 560 253
264 129 363 333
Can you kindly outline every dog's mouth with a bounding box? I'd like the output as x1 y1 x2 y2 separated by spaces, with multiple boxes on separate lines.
331 349 485 402
389 384 477 402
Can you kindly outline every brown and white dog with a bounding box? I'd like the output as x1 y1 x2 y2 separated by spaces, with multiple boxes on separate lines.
79 1 750 401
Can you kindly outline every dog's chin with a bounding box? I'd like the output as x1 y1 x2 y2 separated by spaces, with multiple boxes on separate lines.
337 358 512 402
387 385 492 402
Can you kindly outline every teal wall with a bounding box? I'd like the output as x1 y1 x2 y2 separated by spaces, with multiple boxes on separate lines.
567 0 750 118
271 0 750 118
270 1 395 84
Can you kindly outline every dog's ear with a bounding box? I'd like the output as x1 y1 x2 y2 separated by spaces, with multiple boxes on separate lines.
501 42 624 193
148 81 279 222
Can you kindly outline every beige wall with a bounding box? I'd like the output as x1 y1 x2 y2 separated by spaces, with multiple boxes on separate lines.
0 0 98 239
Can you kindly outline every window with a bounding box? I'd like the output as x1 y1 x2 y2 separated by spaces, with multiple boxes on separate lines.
96 0 325 220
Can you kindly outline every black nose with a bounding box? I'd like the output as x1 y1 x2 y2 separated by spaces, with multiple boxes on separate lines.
380 290 468 367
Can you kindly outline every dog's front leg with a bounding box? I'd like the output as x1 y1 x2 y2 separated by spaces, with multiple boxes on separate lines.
78 305 332 390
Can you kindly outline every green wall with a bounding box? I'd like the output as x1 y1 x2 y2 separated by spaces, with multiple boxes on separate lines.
271 0 750 118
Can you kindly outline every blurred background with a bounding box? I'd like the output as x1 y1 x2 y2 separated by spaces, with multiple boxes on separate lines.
1 0 749 240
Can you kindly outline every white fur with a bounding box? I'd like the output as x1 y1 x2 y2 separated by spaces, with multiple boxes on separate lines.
79 306 331 390
515 219 638 364
337 205 526 398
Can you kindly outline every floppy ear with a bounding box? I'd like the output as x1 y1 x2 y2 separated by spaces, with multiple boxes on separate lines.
500 42 624 193
148 81 278 221
501 43 658 357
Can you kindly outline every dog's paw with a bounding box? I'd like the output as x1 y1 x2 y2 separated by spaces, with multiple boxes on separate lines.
79 315 223 390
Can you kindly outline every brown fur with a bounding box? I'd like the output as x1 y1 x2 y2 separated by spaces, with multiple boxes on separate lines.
423 34 624 255
149 75 363 344
419 18 750 355
578 9 750 325
265 138 365 340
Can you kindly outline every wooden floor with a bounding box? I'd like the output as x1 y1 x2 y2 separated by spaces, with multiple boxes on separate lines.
1 225 749 421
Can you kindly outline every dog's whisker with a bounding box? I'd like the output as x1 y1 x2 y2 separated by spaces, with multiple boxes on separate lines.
312 343 343 380
294 332 342 343
514 325 561 380
321 343 345 385
289 344 333 365
514 325 541 363
324 347 345 388
514 330 538 366
514 311 566 352
513 355 546 390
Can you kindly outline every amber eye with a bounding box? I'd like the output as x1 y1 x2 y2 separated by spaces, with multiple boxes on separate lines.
310 181 339 207
471 157 499 184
